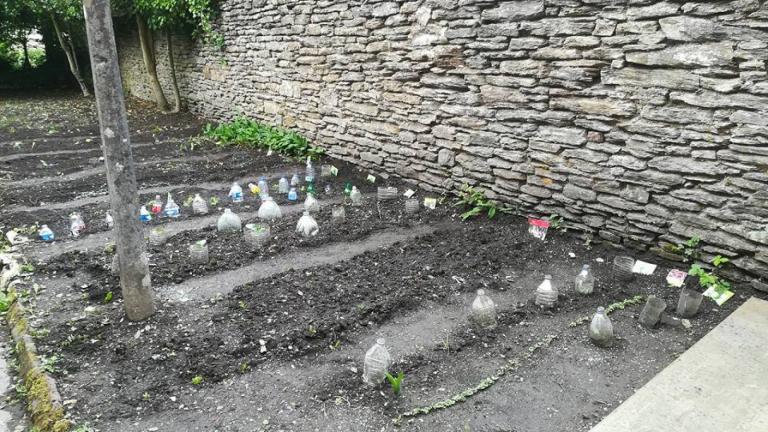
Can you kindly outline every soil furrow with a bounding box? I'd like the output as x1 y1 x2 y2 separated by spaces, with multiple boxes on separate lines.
163 223 442 302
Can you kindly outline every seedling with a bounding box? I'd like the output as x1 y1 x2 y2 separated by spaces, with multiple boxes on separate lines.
454 184 510 220
238 300 247 310
689 255 732 295
0 291 9 313
306 325 318 337
191 375 203 385
104 291 113 303
41 355 59 374
329 340 341 351
142 392 150 401
385 371 405 396
209 196 220 207
20 263 35 273
546 214 566 231
73 424 93 432
182 195 195 207
238 361 250 374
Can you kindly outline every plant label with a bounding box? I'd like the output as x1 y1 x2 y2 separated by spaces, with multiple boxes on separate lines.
403 189 415 198
703 287 734 305
528 218 550 241
423 197 437 209
267 148 273 156
330 166 339 176
632 260 657 275
666 269 687 287
367 174 376 183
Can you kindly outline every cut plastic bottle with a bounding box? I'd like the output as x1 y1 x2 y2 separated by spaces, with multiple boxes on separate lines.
189 240 209 264
471 289 497 330
258 177 269 198
363 338 391 386
69 213 86 237
288 187 298 201
105 211 114 229
574 264 595 295
151 194 163 215
140 206 152 222
534 275 558 308
589 306 614 347
278 177 290 194
38 225 55 242
291 173 300 186
258 196 282 221
164 193 180 218
296 211 319 237
244 223 271 247
229 182 244 203
305 157 315 184
331 206 346 223
217 208 242 232
304 194 320 213
192 194 209 215
350 186 362 206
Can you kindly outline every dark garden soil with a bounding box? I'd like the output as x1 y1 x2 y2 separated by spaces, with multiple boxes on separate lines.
5 91 768 432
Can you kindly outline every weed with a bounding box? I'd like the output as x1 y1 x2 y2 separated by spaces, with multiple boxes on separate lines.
306 325 318 337
329 340 341 351
203 117 324 160
238 300 247 310
104 291 113 303
238 361 250 374
682 236 701 262
191 375 203 385
209 196 220 207
385 371 405 396
182 195 195 207
689 255 732 295
583 235 593 251
72 424 93 432
30 327 50 339
0 291 9 313
142 392 150 401
546 214 566 231
454 184 511 220
14 383 27 398
40 355 59 374
20 263 34 273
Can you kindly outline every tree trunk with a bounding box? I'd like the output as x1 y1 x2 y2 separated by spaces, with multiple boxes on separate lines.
136 15 169 112
82 0 156 322
21 39 31 69
50 14 90 96
166 31 182 113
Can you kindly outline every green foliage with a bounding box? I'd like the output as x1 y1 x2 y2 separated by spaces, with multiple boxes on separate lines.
689 255 732 295
546 214 565 231
72 424 93 432
203 117 325 160
454 184 508 220
0 291 10 313
40 355 59 374
209 196 219 207
191 375 203 385
20 263 34 273
104 291 113 303
385 371 405 396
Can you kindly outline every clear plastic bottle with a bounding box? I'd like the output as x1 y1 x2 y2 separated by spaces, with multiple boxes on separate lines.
350 186 362 206
258 196 282 221
471 289 497 330
164 193 180 218
331 206 346 223
110 253 120 275
189 241 209 264
534 275 558 308
149 227 167 246
278 177 290 194
574 264 594 295
291 173 300 186
288 187 298 201
589 306 614 347
363 338 391 385
105 211 114 229
217 208 242 232
296 211 319 237
38 225 55 241
69 213 86 237
151 194 163 215
305 157 315 184
258 177 269 198
192 193 209 215
244 223 271 247
140 206 152 222
304 194 320 213
229 182 244 203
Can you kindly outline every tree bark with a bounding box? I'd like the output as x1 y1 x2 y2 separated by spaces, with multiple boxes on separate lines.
21 39 31 69
82 0 155 321
51 14 90 96
166 31 182 113
136 15 169 112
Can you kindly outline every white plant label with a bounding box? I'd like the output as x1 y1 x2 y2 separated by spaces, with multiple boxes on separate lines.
632 260 657 275
703 287 734 305
367 174 376 183
403 189 415 198
423 197 437 209
666 269 687 287
330 166 339 176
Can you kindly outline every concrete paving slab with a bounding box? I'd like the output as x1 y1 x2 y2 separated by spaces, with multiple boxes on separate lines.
590 297 768 432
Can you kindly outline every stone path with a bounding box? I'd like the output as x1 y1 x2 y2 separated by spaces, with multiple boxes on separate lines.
590 297 768 432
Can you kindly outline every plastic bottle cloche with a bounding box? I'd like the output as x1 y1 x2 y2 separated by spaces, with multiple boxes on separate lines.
534 274 558 308
363 338 391 385
589 306 614 347
574 264 595 295
258 196 282 221
296 211 319 237
217 208 242 232
192 193 209 215
471 289 497 330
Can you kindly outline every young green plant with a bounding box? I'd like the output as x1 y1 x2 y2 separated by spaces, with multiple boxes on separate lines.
385 371 405 396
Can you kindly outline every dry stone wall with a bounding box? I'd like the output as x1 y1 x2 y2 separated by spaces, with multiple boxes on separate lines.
117 0 768 282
